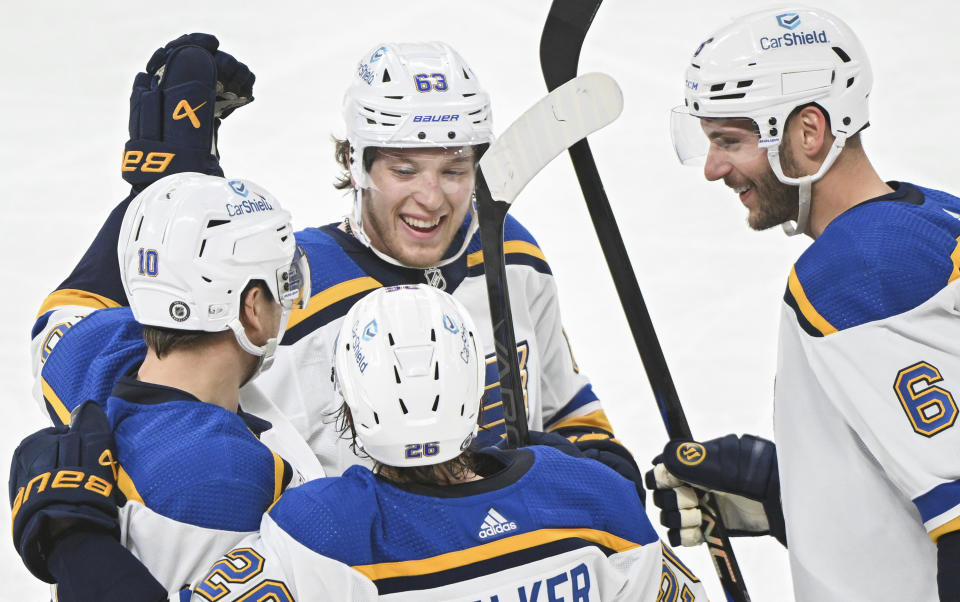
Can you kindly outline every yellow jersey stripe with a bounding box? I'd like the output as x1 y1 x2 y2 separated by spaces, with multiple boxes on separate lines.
271 452 285 502
41 378 72 425
547 409 614 434
286 277 381 330
787 266 837 336
661 543 699 582
929 515 960 542
949 237 960 284
352 527 642 581
36 289 122 319
466 241 548 268
117 465 144 505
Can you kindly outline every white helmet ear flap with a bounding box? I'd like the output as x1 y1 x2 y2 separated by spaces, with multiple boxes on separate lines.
333 285 484 467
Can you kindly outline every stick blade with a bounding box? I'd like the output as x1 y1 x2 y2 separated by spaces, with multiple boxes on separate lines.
479 72 623 206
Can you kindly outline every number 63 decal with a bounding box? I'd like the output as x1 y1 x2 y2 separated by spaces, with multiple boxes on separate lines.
894 361 958 437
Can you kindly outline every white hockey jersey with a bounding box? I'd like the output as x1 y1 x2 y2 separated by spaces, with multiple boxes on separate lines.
258 217 615 475
179 446 706 601
776 182 960 600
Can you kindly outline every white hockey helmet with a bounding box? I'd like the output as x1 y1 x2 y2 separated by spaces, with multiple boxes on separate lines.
671 7 872 235
333 284 484 467
118 172 310 371
342 42 494 267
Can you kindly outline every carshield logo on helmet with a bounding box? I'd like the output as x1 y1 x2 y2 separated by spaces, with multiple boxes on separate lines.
228 180 249 198
776 12 801 30
442 314 459 334
370 46 386 62
362 319 378 341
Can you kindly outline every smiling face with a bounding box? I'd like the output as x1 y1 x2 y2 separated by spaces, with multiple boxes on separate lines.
360 146 476 268
701 117 800 231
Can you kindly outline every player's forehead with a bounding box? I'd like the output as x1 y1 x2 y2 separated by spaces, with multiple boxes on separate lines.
375 146 475 166
699 117 759 139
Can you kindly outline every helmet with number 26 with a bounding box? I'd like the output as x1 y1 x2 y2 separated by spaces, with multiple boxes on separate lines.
671 7 872 235
333 284 485 467
118 172 310 372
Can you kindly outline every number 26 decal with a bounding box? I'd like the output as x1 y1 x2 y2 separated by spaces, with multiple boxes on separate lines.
894 361 958 437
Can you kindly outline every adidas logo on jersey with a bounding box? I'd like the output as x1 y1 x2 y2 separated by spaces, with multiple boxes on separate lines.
478 507 517 539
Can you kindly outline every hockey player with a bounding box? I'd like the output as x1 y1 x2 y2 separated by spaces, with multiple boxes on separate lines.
12 285 706 601
13 172 314 597
647 6 960 601
31 39 643 492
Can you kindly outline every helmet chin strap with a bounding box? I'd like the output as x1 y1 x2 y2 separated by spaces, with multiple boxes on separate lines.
227 307 291 386
347 186 478 269
768 135 847 237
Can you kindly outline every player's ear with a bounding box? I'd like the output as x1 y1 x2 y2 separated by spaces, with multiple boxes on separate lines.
796 105 831 160
238 282 273 342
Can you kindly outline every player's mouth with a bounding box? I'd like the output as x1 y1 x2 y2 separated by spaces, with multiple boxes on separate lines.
400 214 445 237
733 185 752 204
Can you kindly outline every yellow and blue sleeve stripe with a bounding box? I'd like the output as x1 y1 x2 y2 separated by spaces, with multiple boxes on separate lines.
914 480 960 542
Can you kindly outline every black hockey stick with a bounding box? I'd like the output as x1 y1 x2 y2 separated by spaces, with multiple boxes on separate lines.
540 1 752 600
476 73 623 449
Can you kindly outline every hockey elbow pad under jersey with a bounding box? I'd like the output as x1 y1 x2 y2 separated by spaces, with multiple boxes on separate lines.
122 33 255 190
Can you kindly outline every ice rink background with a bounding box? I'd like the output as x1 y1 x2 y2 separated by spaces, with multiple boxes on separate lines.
2 1 957 599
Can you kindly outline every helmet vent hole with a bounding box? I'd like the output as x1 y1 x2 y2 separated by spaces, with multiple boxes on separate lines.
434 362 439 380
373 412 380 425
388 333 395 346
462 67 470 79
280 235 289 242
385 95 404 100
134 216 144 241
207 219 230 228
393 365 401 384
463 92 476 98
366 118 376 125
346 343 351 351
736 80 752 88
710 83 725 92
430 329 436 342
381 112 401 118
460 404 465 416
846 77 855 88
398 399 409 415
432 395 439 412
201 276 212 283
199 239 207 257
710 93 745 100
832 47 852 63
382 69 391 83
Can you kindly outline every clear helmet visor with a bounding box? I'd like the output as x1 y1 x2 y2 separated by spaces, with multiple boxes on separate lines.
276 244 310 311
670 107 764 167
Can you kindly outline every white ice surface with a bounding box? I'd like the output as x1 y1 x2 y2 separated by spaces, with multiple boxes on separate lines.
2 1 957 599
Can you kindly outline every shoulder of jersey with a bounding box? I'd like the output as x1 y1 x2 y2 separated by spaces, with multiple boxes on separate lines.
40 307 145 425
284 226 382 343
464 214 552 277
785 184 960 337
109 396 287 532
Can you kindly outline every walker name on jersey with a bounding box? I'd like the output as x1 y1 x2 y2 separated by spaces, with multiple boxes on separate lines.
471 563 592 602
226 197 275 217
413 114 460 123
760 29 829 50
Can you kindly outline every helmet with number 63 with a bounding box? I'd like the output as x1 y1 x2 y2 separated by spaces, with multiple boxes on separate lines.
117 172 310 370
333 284 484 467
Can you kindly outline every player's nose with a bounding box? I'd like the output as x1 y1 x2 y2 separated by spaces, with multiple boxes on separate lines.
703 147 731 182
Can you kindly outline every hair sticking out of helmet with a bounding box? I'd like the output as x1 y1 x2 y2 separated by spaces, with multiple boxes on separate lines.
332 284 485 467
342 42 494 266
117 172 309 376
670 6 872 236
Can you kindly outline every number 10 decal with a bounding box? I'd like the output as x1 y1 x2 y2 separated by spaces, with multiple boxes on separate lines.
894 361 958 437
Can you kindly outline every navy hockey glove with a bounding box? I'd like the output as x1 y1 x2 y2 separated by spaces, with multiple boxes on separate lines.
122 33 255 190
645 434 786 548
554 426 645 506
9 402 120 583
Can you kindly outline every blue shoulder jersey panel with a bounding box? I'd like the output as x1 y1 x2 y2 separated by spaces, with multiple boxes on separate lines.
39 307 146 426
107 378 290 532
284 217 551 345
269 446 654 594
784 183 960 337
33 196 133 332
